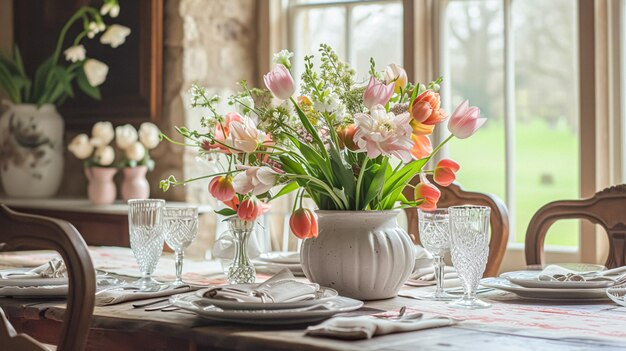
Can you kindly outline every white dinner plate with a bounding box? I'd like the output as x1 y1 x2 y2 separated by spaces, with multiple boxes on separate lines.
195 285 338 310
501 270 614 289
258 251 300 264
481 278 609 301
170 294 363 325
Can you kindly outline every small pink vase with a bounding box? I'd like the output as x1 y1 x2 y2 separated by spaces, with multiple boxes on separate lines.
85 167 117 205
121 166 150 201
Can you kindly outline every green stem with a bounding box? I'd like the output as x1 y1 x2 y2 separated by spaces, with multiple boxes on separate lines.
355 157 369 210
428 134 454 161
287 174 345 210
50 8 88 77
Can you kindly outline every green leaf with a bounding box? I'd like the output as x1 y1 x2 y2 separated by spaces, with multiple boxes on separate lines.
363 158 389 208
273 181 299 199
0 63 19 102
291 99 328 158
215 208 237 217
76 67 101 100
32 57 54 102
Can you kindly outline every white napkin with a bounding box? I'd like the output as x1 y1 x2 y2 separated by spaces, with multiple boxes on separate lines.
95 285 198 306
0 257 66 279
204 269 319 303
538 265 616 282
305 316 455 340
407 246 459 287
212 232 262 260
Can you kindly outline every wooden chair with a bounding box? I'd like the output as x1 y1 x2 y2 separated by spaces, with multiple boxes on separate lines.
526 185 626 268
403 177 510 277
0 204 95 351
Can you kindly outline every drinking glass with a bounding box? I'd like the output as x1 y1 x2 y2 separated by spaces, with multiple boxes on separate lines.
418 208 455 300
448 205 491 309
163 206 198 285
128 199 165 288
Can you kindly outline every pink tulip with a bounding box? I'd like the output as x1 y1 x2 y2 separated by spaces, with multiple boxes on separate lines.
433 158 460 187
201 112 243 154
414 173 441 211
289 208 318 239
263 64 295 100
229 116 266 153
208 176 236 202
363 76 395 110
448 100 486 139
237 196 270 222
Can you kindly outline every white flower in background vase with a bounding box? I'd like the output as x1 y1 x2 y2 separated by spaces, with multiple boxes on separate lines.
115 124 138 149
68 134 94 159
90 121 115 147
83 59 109 87
100 1 120 17
100 24 131 48
63 45 86 63
126 141 146 161
93 146 115 166
138 122 161 149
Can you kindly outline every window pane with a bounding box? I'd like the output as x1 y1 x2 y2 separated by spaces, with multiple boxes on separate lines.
513 0 579 247
446 1 506 207
351 3 403 76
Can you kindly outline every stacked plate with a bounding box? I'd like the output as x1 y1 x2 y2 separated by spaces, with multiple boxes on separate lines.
481 264 613 301
253 251 305 277
169 285 363 325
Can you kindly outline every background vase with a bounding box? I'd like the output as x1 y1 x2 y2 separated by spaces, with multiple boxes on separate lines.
120 165 150 200
85 167 117 205
300 210 415 300
0 103 64 197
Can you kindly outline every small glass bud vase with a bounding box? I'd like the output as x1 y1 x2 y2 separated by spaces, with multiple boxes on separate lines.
226 217 256 284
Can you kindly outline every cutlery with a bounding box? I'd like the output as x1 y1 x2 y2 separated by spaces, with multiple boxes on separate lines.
145 303 173 311
133 298 170 308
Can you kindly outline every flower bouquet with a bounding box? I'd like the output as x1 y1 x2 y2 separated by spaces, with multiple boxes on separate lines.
161 45 485 294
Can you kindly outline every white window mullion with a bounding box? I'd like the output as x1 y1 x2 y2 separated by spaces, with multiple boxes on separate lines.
435 0 451 161
346 4 353 63
504 0 516 242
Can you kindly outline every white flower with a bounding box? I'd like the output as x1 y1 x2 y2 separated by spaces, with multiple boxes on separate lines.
110 4 120 17
93 146 115 166
100 24 131 48
126 141 146 161
100 2 113 15
236 95 255 115
68 134 94 159
90 121 114 147
138 122 160 149
353 104 413 163
83 59 109 87
272 49 294 69
229 116 266 153
101 2 120 17
115 124 138 149
63 45 86 63
232 166 280 195
313 89 340 113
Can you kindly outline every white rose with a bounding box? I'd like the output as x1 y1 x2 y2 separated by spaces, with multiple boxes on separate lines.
115 124 138 149
83 59 109 87
126 141 146 161
100 24 131 48
68 134 94 159
63 45 86 63
93 146 115 166
91 121 114 146
138 122 160 149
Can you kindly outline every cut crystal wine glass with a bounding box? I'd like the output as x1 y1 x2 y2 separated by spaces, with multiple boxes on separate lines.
128 199 165 288
418 208 455 300
163 206 198 285
448 205 491 309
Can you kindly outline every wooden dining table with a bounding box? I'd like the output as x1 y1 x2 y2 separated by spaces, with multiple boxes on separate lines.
1 247 626 351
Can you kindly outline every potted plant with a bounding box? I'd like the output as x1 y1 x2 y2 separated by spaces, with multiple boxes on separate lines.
0 0 130 197
161 45 485 299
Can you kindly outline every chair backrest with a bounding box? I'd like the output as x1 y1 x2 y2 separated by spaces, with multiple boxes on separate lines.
525 185 626 268
403 176 510 277
0 205 95 351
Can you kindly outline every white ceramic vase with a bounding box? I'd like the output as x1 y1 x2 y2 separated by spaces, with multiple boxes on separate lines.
300 210 415 300
0 103 64 197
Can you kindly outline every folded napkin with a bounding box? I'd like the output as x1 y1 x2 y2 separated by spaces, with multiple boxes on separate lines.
538 265 617 282
0 257 66 279
204 269 319 303
305 315 455 340
407 246 459 287
95 285 198 306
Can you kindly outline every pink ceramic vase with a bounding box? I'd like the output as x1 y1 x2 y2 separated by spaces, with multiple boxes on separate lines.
121 165 150 200
85 167 117 205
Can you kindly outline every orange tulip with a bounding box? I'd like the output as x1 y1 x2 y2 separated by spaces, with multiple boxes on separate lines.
410 90 447 125
409 119 434 136
289 208 318 239
410 134 433 160
433 158 460 187
237 196 271 222
337 124 359 151
209 176 236 202
414 173 441 211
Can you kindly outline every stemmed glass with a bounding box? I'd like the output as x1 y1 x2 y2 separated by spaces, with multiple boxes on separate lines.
418 208 455 300
163 206 198 285
128 199 165 288
448 205 491 309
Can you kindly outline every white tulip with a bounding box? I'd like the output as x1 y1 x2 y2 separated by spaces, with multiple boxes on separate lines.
126 141 146 161
63 45 86 63
91 121 115 146
94 146 115 166
100 24 131 48
138 122 161 149
83 59 109 87
115 124 138 149
110 4 120 18
68 134 94 159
